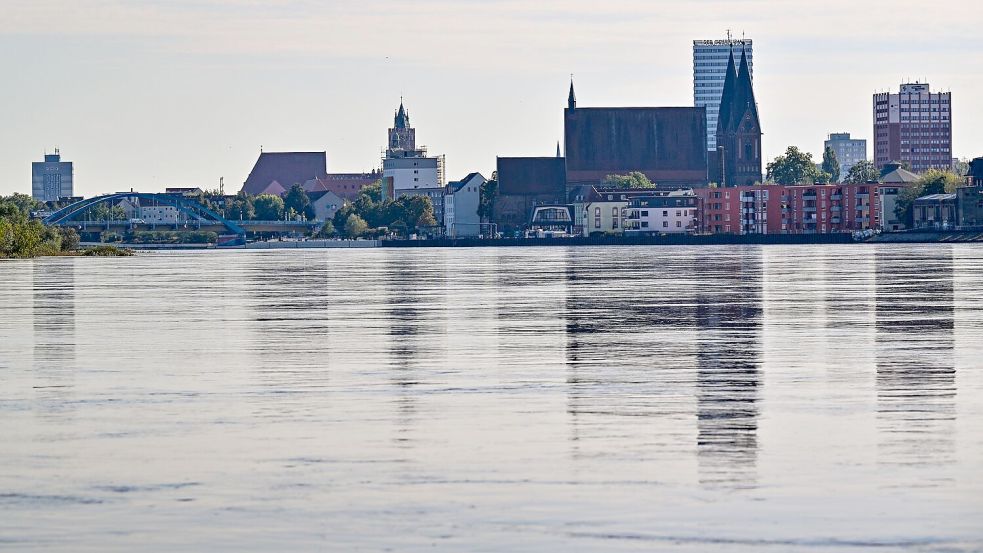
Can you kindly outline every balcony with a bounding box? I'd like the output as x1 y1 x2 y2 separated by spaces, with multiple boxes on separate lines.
803 206 817 212
831 217 842 224
831 193 843 200
831 206 842 212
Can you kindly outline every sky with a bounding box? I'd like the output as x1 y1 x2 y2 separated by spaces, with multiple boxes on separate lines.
1 0 981 198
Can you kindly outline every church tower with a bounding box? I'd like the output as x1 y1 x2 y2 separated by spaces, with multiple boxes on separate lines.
716 48 762 186
387 98 417 157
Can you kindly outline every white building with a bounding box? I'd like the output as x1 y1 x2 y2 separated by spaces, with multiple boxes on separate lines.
31 149 74 202
825 133 867 180
693 38 753 151
382 100 445 192
444 172 486 238
625 191 700 234
141 205 182 224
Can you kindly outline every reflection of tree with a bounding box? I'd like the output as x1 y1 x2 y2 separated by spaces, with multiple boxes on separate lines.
875 247 956 469
32 259 77 418
694 253 762 490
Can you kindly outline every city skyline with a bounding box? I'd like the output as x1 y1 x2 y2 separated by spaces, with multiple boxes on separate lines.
1 0 981 198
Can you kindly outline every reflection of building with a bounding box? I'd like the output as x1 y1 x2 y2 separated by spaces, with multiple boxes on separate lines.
694 38 753 151
694 254 762 489
873 82 953 172
825 133 867 179
32 149 74 202
382 100 445 192
874 249 955 468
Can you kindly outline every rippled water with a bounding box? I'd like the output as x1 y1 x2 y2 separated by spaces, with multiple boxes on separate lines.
1 245 982 551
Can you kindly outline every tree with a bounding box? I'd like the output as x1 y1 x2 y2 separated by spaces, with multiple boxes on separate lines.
602 171 655 189
953 158 970 176
344 213 368 238
315 220 335 238
226 194 255 220
844 160 880 184
893 169 963 227
477 179 498 220
253 194 285 220
766 146 823 184
283 184 311 220
822 146 841 183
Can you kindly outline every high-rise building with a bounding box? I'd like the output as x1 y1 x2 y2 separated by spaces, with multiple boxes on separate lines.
31 149 74 202
715 49 762 187
694 38 753 151
382 99 445 192
873 82 952 173
825 133 867 180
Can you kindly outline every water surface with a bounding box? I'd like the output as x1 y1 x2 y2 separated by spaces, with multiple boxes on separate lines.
1 245 982 551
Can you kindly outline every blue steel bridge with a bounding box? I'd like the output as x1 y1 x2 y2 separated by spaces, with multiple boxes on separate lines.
43 192 321 237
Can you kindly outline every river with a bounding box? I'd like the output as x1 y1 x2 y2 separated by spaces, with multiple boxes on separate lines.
1 245 982 551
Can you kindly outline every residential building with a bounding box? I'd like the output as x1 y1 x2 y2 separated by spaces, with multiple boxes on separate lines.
696 183 882 234
956 185 983 229
564 81 709 187
912 194 956 229
715 48 762 186
164 187 205 197
308 190 344 222
877 162 921 231
444 172 486 238
873 82 953 173
824 133 867 180
967 157 983 187
303 171 380 201
577 188 661 236
625 191 701 234
694 38 752 151
383 100 445 192
32 149 74 202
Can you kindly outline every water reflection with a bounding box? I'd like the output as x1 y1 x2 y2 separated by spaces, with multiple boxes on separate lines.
694 251 762 489
32 259 77 417
875 247 956 473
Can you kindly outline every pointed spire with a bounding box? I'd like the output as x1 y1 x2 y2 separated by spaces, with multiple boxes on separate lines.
735 47 758 127
567 77 577 110
716 49 738 136
394 97 409 129
556 141 562 158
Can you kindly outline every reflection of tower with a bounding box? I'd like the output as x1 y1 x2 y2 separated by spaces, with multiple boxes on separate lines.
32 259 77 417
874 248 956 469
694 252 762 489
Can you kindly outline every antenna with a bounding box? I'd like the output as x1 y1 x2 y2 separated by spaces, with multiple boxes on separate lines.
220 177 224 195
727 29 732 41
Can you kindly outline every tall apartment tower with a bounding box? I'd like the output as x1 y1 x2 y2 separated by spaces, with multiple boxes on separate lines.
694 37 753 151
873 82 952 173
31 149 74 202
825 133 867 180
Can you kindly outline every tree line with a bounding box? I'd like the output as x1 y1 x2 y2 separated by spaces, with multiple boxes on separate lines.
0 194 80 258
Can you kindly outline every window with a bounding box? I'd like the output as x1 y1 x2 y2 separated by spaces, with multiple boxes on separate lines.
676 221 682 228
594 207 601 216
663 221 669 228
594 218 601 228
663 210 668 216
641 221 649 228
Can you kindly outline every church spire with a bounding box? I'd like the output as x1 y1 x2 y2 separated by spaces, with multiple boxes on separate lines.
567 78 576 110
556 141 562 158
394 97 409 129
716 50 738 136
735 47 758 125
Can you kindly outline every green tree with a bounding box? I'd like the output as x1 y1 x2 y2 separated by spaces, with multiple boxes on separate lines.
283 184 311 220
602 171 655 189
477 179 498 220
766 146 823 184
822 146 841 183
953 158 970 176
226 194 255 220
315 220 335 238
894 169 963 227
344 213 368 238
253 194 285 220
843 160 881 184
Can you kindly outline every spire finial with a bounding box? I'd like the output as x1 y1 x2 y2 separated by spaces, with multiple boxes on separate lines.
567 76 577 110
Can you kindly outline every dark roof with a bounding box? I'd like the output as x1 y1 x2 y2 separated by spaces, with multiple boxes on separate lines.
241 152 327 195
497 157 566 196
564 107 708 185
880 163 920 184
394 100 409 129
716 51 738 137
717 48 758 136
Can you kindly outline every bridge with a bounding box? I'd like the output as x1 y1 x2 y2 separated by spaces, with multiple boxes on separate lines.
43 193 322 237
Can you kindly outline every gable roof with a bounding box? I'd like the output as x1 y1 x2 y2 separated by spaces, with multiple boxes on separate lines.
241 152 328 195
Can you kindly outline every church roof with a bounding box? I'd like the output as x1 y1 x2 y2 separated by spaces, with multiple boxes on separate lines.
394 99 410 129
241 152 328 196
717 48 759 136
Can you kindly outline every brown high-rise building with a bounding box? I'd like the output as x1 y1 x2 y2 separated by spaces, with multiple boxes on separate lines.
715 48 762 187
873 82 952 173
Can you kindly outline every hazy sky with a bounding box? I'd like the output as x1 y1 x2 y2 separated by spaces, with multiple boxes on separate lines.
2 0 981 197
